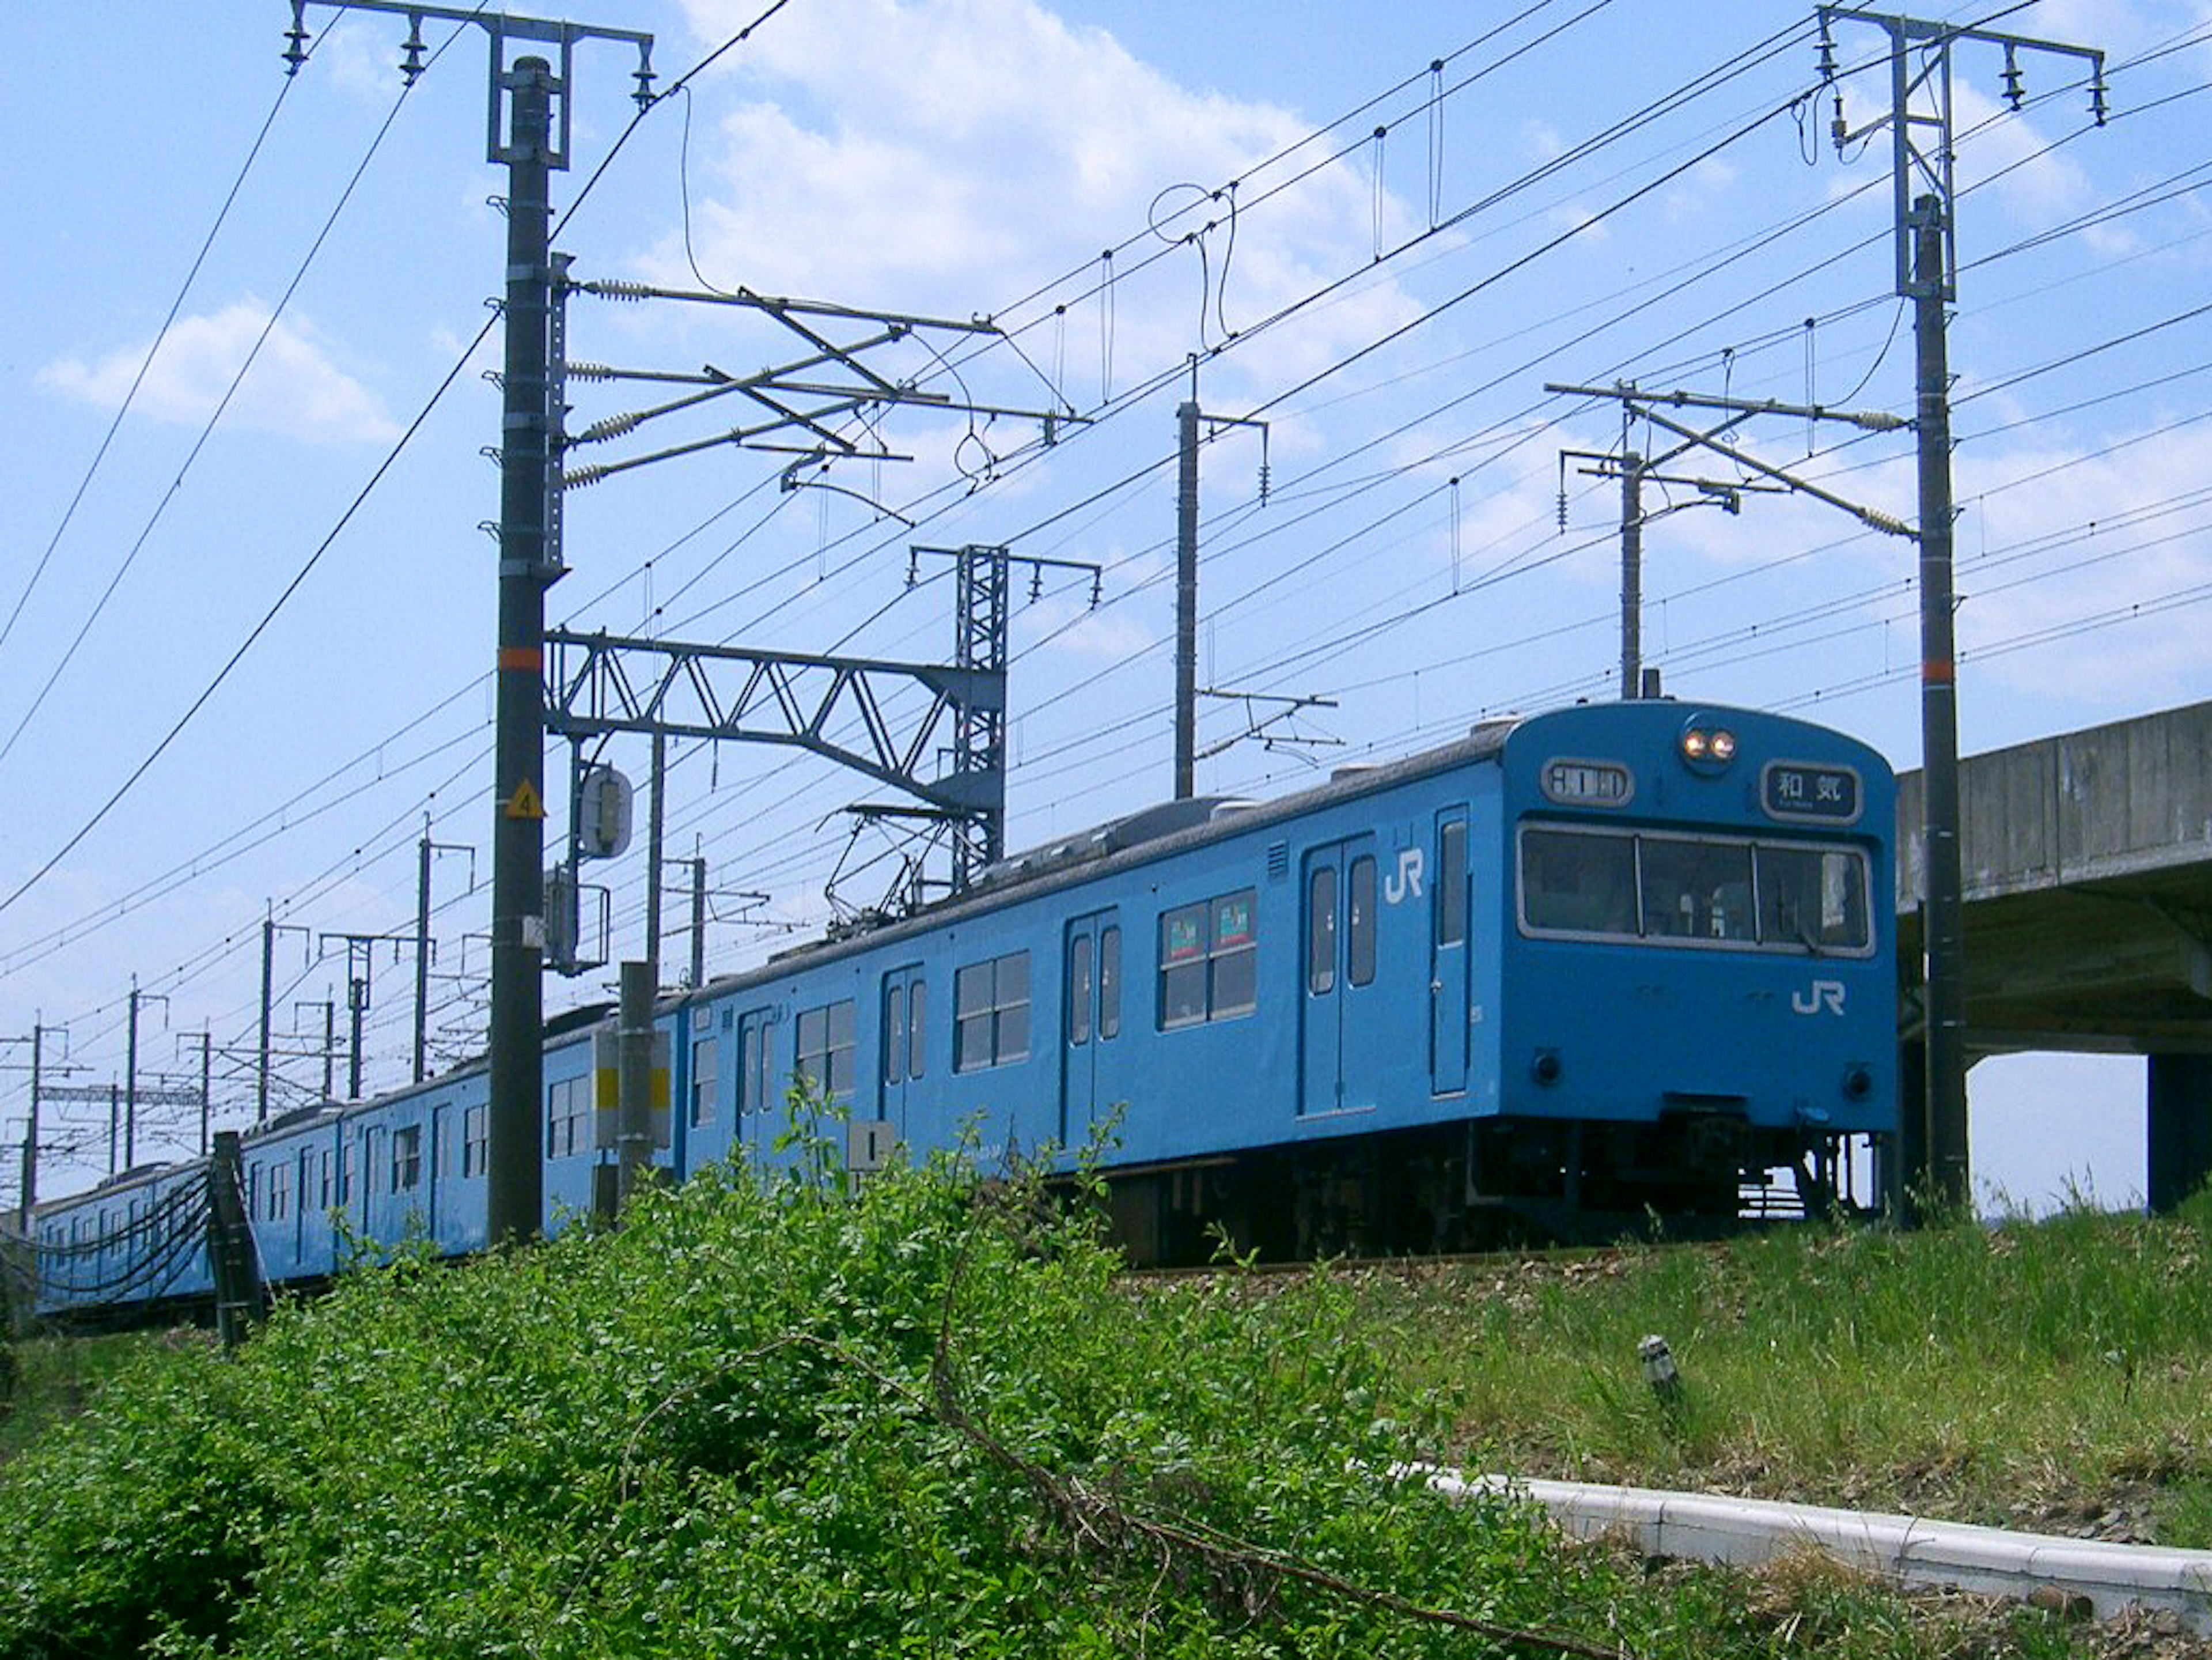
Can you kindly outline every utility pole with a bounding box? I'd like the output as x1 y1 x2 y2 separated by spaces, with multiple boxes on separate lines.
645 731 667 982
1817 6 2105 1213
259 913 310 1124
286 0 657 1250
1172 368 1269 799
414 820 472 1084
688 854 707 990
125 980 169 1170
0 1022 68 1227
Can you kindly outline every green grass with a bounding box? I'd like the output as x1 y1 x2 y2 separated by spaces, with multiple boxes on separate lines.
1346 1193 2212 1549
0 1143 2199 1657
0 1328 179 1466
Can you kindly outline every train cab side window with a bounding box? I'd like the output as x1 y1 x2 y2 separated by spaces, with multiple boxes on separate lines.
1099 927 1121 1039
1437 819 1468 948
1347 857 1377 988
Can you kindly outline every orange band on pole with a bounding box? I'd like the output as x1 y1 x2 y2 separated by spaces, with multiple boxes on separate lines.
1922 659 1955 685
498 646 542 671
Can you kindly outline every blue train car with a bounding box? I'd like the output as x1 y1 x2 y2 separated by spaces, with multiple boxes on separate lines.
674 697 1893 1257
26 698 1897 1309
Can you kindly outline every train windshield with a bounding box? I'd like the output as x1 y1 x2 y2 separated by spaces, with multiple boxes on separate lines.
1519 825 1870 955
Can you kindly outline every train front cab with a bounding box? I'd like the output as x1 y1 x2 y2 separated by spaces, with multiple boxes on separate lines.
1482 702 1897 1238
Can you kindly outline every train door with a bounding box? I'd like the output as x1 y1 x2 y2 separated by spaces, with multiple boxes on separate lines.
1300 838 1383 1116
878 966 926 1137
1430 811 1469 1095
1059 910 1123 1143
734 1008 777 1162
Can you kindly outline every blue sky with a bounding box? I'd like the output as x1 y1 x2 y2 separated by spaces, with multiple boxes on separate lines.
3 0 2207 1205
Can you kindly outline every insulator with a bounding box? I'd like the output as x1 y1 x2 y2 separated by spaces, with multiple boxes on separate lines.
1815 22 1836 84
1830 92 1849 155
399 17 427 86
2000 47 2025 113
1556 490 1569 532
564 362 617 382
282 1 310 74
562 466 608 491
588 280 650 302
2090 75 2109 127
577 412 642 443
1257 461 1271 503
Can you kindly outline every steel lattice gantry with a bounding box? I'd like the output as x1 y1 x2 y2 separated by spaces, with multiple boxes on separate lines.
542 629 1006 888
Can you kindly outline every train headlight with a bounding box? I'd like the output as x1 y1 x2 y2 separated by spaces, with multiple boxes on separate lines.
1679 720 1738 770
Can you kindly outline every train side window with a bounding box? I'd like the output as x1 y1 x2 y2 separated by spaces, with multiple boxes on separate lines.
1437 819 1468 948
1099 927 1121 1039
955 953 1031 1071
1306 867 1337 994
691 1035 719 1126
1068 933 1093 1047
547 1077 590 1158
1347 859 1377 988
1521 829 1637 936
270 1158 292 1222
391 1125 423 1193
1641 836 1755 943
1211 890 1257 1017
1160 905 1207 1028
908 981 926 1080
797 1000 857 1100
463 1104 487 1178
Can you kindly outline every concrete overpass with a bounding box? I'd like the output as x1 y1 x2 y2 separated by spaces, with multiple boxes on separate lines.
1896 699 2212 1208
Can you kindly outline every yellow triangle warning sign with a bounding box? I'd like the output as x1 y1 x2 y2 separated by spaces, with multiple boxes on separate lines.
503 778 546 820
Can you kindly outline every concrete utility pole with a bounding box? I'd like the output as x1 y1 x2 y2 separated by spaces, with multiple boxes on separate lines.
286 1 657 1250
413 820 470 1083
1171 370 1268 800
487 55 557 1245
258 914 309 1124
1818 6 2105 1213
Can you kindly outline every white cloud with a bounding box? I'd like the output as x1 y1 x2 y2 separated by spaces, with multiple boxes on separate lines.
658 0 1425 406
39 300 399 446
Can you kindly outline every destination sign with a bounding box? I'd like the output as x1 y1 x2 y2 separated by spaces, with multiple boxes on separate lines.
1541 758 1634 808
1762 761 1861 824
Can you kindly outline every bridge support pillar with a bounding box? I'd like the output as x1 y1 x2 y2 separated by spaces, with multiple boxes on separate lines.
2147 1054 2212 1212
1887 1038 1927 1222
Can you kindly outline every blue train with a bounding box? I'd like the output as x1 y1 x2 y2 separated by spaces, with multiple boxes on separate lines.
26 697 1896 1314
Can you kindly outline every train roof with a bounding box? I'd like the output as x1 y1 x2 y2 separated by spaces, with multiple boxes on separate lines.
715 716 1528 991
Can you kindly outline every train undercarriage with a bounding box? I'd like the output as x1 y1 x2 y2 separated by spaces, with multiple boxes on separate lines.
1097 1115 1891 1266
